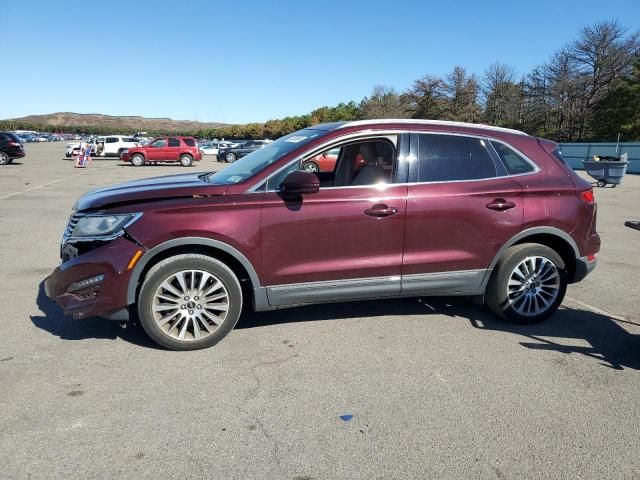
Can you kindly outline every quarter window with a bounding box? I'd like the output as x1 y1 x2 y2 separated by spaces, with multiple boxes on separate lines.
491 141 535 175
106 137 118 143
183 138 196 147
412 134 497 182
168 138 180 147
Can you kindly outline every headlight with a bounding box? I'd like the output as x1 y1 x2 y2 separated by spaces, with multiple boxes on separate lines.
70 213 141 239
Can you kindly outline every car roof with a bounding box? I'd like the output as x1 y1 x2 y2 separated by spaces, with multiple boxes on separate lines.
328 119 528 136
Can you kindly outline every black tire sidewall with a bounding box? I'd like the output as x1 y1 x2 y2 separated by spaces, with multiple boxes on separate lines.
488 244 567 324
137 255 242 350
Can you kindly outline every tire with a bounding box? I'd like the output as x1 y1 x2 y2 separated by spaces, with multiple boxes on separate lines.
137 254 242 351
303 161 320 173
179 154 194 167
486 243 567 324
130 154 145 166
597 180 606 187
0 152 10 165
225 152 237 163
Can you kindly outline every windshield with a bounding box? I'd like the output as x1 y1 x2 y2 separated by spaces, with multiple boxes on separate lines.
207 129 327 185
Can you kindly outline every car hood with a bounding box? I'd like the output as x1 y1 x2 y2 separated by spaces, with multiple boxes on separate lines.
74 172 227 211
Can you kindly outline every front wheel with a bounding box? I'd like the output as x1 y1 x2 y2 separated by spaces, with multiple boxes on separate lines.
137 254 242 350
225 152 237 163
486 243 567 324
303 161 320 173
130 154 145 166
179 154 194 167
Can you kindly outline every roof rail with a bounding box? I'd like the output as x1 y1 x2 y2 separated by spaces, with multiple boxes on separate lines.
337 119 529 136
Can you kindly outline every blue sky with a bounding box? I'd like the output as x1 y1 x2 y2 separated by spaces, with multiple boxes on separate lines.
1 0 639 124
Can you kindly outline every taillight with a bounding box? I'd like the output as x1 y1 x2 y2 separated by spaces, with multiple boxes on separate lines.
8 141 21 147
580 189 595 204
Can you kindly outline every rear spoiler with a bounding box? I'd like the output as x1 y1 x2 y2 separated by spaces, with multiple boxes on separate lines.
537 137 558 154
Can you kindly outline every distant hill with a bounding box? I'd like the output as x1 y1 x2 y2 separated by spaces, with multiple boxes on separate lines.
4 112 229 133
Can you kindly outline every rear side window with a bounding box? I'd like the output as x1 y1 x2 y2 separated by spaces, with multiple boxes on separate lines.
491 141 535 174
106 137 118 143
168 138 180 147
183 138 196 147
412 134 497 182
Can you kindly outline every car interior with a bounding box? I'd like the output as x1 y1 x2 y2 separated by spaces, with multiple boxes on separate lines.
316 138 397 187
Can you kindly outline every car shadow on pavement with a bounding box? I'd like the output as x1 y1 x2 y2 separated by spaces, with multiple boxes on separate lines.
31 281 161 349
239 296 640 371
439 299 640 371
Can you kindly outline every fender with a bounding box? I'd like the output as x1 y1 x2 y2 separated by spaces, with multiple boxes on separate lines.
126 237 261 305
478 226 581 291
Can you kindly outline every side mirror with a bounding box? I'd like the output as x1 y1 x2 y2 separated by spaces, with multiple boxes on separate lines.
280 170 320 196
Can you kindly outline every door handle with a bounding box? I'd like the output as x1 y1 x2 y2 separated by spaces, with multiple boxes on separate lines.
365 204 398 217
486 199 516 211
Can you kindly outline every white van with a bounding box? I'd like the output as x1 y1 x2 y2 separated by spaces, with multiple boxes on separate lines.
92 135 140 157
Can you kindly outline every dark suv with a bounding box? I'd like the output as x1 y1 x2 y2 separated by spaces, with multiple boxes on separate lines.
45 120 600 350
0 132 26 165
217 140 270 163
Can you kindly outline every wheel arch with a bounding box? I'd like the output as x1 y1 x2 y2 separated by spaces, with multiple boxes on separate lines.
481 227 580 290
127 237 261 306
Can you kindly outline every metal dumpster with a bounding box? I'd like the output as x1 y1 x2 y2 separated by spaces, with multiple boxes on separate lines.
582 153 629 187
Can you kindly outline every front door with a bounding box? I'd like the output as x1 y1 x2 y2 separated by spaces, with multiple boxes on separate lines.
147 138 169 160
401 132 524 295
260 135 409 306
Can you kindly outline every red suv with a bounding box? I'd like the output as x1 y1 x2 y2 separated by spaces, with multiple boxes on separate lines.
45 120 600 350
121 136 202 167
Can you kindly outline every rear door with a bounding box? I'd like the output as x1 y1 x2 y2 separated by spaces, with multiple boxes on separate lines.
401 132 524 295
167 137 181 160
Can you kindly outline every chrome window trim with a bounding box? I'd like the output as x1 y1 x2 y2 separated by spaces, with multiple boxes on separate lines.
246 130 542 193
487 138 541 176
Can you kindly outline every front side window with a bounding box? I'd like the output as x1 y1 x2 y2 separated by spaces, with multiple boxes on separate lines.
491 141 535 175
150 139 167 148
207 129 327 185
267 136 398 190
412 134 497 182
168 138 180 147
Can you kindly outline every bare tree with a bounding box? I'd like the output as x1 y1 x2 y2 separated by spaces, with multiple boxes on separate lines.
359 86 410 119
403 75 447 119
442 66 482 123
481 63 522 127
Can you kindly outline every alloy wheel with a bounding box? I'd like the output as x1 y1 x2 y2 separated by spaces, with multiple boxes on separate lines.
151 269 229 342
507 256 560 316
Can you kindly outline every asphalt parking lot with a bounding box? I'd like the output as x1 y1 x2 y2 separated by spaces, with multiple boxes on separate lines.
1 143 640 479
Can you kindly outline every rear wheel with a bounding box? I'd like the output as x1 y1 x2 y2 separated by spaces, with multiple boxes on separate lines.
179 154 194 167
130 154 145 166
0 152 10 165
137 254 242 350
486 243 567 324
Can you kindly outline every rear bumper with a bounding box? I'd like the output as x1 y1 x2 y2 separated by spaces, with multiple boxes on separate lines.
44 237 140 319
6 148 25 159
572 255 597 283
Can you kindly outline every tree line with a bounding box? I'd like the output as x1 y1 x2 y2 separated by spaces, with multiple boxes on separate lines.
2 20 638 142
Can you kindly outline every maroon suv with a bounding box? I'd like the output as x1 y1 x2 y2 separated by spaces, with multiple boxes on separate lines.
121 136 202 167
45 120 600 350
